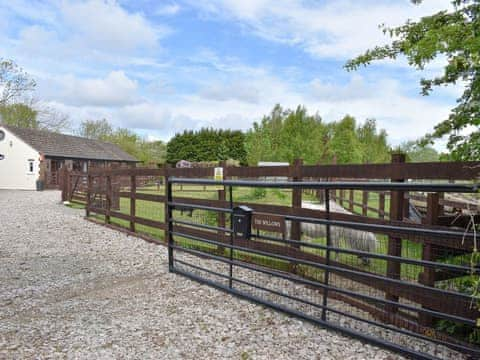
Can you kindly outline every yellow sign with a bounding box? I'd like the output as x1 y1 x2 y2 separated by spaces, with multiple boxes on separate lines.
213 167 224 190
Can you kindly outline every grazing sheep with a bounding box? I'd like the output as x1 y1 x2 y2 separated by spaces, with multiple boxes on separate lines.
286 201 378 265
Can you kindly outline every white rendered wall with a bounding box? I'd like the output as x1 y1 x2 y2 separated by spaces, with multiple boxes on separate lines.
0 126 40 190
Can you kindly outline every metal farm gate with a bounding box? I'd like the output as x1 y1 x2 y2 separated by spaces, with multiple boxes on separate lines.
167 178 480 360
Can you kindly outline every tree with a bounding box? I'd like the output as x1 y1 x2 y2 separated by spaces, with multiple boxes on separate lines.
328 116 363 164
167 128 247 165
0 103 38 128
245 105 391 165
245 105 328 165
0 59 36 105
108 127 141 157
137 140 167 165
37 106 71 133
76 119 167 165
345 0 480 160
0 59 69 132
400 140 440 162
357 119 390 163
77 119 113 140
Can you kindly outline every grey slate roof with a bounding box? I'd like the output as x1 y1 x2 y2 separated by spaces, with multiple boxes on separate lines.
2 125 138 162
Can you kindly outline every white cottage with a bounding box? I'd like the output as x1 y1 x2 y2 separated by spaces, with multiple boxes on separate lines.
0 125 138 190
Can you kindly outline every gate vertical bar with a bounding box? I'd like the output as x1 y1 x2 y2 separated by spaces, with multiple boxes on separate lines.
217 160 227 254
229 185 234 288
321 189 331 321
167 177 174 272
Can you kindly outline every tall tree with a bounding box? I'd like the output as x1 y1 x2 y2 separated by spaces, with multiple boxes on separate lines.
137 140 167 165
328 115 363 164
345 0 480 160
0 103 38 128
77 119 113 140
0 59 69 132
0 59 36 105
245 106 391 165
167 128 247 165
357 119 390 163
245 105 328 165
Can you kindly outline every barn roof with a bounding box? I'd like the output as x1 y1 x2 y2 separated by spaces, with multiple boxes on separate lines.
2 125 138 162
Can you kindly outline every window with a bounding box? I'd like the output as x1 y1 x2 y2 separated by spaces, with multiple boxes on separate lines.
28 160 34 174
0 130 5 141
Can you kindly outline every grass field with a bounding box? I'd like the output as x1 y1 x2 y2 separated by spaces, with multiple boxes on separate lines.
70 184 431 280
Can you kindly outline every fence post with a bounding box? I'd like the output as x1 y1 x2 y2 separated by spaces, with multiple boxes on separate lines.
290 158 303 250
362 191 369 216
86 173 92 217
166 171 174 271
67 171 72 202
349 190 354 212
164 165 170 243
105 174 111 224
385 153 406 312
130 173 136 232
418 192 439 326
60 167 67 202
217 160 227 254
339 189 345 207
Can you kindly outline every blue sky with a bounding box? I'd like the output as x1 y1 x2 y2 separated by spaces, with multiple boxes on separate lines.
0 0 460 146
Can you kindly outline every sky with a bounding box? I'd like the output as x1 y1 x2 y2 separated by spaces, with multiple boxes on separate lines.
0 0 460 146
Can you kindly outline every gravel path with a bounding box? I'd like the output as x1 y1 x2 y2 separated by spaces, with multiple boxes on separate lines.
0 190 403 359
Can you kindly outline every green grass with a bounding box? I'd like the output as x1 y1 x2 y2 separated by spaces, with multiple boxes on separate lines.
71 184 466 287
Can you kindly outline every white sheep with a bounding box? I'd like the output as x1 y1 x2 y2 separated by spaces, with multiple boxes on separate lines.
286 201 378 265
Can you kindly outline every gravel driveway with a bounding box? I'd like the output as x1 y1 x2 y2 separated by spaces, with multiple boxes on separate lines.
0 190 401 359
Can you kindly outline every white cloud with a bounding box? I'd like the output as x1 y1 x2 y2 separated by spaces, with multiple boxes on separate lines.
305 75 453 145
2 0 168 70
199 82 260 104
155 3 181 16
40 71 139 107
60 0 166 53
189 0 453 59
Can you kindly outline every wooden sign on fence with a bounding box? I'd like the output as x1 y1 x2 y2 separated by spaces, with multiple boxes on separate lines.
252 213 286 234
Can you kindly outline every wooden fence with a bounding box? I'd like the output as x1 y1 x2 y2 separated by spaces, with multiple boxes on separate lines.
59 156 480 351
60 156 480 242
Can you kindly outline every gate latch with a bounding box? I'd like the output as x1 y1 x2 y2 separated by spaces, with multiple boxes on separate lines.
232 206 253 239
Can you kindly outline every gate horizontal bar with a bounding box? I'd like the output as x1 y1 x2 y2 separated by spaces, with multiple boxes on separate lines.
169 178 479 193
284 213 477 240
168 201 232 213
